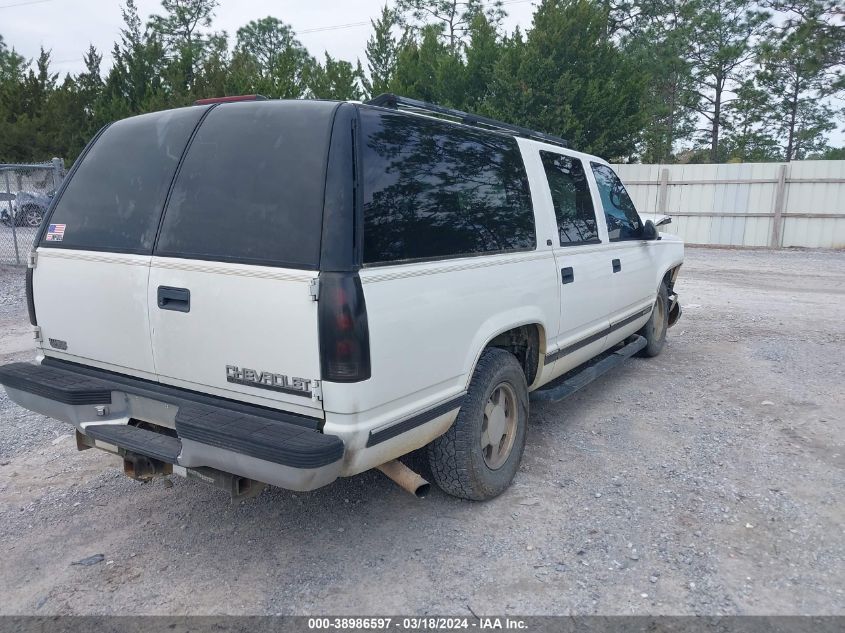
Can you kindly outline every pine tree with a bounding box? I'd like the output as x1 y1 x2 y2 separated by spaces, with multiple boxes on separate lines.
148 0 219 92
234 17 313 98
391 25 457 104
395 0 502 51
757 0 843 160
722 79 780 161
98 0 168 121
497 0 648 159
307 53 363 100
686 0 770 161
462 13 501 112
363 4 398 98
623 0 698 162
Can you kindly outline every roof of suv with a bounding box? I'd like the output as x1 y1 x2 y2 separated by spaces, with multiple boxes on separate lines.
192 93 572 154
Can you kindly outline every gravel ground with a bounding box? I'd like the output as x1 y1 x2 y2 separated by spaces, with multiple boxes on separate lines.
0 247 842 616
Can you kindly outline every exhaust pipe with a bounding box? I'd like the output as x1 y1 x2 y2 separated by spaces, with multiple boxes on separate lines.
377 460 430 498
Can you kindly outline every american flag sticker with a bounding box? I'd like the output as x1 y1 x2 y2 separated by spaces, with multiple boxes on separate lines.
45 224 66 242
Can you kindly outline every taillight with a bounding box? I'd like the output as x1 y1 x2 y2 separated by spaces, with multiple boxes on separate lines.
318 273 371 382
25 265 37 326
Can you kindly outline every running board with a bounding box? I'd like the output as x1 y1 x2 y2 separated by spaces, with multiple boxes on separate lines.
531 335 647 403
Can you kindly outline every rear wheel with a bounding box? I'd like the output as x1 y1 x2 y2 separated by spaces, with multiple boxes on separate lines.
427 347 528 501
638 282 669 357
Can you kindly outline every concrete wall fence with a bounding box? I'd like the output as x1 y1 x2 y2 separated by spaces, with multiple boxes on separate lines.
612 160 845 249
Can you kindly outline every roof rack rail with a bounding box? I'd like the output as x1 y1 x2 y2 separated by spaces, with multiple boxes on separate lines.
194 94 268 106
365 93 569 149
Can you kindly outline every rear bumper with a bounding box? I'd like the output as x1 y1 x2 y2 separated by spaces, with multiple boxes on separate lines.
0 361 344 492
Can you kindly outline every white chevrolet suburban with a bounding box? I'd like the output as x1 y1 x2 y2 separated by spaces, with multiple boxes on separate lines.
0 94 683 501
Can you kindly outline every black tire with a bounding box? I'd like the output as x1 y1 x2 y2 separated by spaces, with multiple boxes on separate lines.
638 282 669 357
427 347 528 501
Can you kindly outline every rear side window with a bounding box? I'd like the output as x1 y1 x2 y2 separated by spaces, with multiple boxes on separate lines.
360 108 535 264
41 107 206 253
540 151 599 246
591 163 643 241
155 100 338 268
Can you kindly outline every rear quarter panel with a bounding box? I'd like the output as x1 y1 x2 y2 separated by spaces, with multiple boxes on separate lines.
322 250 560 473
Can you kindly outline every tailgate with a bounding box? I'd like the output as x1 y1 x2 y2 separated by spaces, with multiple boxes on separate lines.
148 259 323 415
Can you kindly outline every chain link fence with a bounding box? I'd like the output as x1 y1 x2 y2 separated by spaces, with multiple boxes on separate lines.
0 159 65 265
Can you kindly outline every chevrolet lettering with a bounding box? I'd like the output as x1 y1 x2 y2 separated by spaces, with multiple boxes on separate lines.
225 365 312 396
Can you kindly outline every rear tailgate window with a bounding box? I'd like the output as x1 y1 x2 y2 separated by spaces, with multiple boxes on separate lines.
41 107 207 253
154 100 339 269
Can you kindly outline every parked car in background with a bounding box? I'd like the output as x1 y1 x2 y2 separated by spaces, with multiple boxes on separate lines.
1 190 54 227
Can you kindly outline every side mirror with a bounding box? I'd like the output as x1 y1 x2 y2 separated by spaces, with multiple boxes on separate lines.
655 216 672 227
642 219 659 241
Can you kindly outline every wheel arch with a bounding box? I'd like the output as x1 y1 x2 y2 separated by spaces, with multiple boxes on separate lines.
661 263 682 293
465 321 547 392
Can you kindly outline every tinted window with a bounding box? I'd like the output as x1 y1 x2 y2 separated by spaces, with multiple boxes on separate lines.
42 107 206 253
156 100 338 268
360 108 535 264
591 163 643 241
540 151 598 245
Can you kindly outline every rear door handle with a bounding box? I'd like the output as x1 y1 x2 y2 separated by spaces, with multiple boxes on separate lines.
612 259 621 273
157 286 190 312
561 267 574 284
